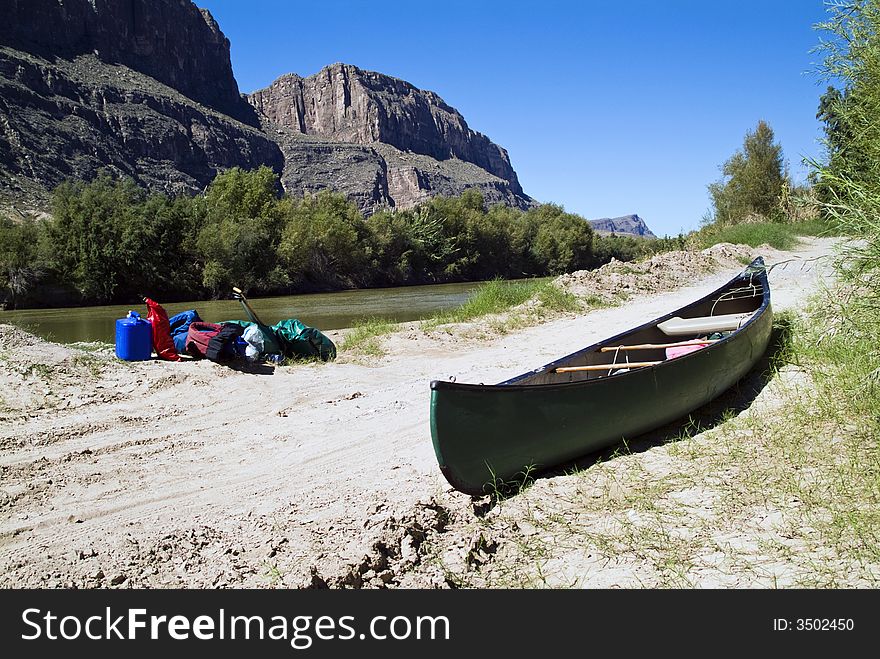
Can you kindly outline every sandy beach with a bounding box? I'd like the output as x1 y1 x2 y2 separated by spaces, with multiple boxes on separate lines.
0 238 842 588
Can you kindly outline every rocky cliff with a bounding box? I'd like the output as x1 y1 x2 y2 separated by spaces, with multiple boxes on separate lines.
0 1 531 214
589 214 658 238
248 64 534 211
0 0 282 206
0 0 249 121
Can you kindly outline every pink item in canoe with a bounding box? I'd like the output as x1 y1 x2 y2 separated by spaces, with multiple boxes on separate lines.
665 343 710 359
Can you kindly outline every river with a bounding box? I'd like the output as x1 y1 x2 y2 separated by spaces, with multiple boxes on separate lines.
0 281 483 344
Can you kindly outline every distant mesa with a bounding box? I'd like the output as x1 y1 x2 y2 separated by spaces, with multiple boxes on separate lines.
0 0 534 214
589 214 658 239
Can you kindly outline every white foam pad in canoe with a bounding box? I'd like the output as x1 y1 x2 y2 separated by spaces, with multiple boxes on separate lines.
658 312 753 336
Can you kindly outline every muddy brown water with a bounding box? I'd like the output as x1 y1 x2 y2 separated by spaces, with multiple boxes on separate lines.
0 281 483 344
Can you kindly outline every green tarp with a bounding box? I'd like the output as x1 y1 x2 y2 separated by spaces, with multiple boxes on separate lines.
223 318 337 362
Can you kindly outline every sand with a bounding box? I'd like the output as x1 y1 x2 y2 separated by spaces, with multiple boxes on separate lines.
0 237 842 588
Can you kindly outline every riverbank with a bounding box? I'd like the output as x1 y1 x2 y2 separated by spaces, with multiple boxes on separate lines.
0 237 851 588
0 280 485 346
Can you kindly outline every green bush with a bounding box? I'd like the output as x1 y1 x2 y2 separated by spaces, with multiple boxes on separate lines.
707 120 788 225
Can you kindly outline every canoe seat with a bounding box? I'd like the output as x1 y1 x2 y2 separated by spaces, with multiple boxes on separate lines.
658 312 752 336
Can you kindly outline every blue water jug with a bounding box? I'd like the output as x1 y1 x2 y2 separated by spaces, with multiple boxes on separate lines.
115 311 152 361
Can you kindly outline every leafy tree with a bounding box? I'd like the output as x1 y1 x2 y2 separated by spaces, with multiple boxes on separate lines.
49 174 152 303
593 233 646 265
196 214 286 295
527 204 595 274
202 165 280 222
403 203 462 280
364 206 458 285
812 0 880 261
278 191 370 289
418 194 480 279
708 120 787 225
817 86 848 159
15 163 639 307
506 207 542 276
196 166 286 296
458 199 517 280
814 2 880 205
0 215 44 308
364 209 417 285
46 173 202 303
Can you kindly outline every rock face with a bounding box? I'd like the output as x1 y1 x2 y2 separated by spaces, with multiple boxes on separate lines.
0 1 531 213
0 0 249 121
0 0 283 206
589 214 658 239
0 48 283 205
248 65 534 211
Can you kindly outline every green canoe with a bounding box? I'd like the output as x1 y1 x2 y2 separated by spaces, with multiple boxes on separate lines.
430 257 773 496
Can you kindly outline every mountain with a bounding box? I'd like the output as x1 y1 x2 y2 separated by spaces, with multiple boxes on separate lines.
248 65 533 211
0 0 532 213
589 214 658 238
0 0 281 207
0 0 249 121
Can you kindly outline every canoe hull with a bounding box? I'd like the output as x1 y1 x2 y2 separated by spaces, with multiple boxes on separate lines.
430 265 773 496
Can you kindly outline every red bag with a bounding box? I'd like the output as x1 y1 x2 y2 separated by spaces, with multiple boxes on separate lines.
144 297 180 361
185 321 224 359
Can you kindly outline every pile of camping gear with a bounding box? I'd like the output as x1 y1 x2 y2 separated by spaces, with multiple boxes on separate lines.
115 289 336 365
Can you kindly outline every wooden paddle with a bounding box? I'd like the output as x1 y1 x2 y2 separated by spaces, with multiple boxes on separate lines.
556 361 661 373
232 286 284 355
599 338 717 352
232 286 264 324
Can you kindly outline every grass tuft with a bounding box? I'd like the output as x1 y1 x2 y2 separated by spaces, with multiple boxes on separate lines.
340 317 396 355
534 282 582 313
421 277 587 334
423 278 547 328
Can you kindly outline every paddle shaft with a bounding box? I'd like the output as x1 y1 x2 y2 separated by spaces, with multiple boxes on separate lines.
599 338 717 352
232 286 268 327
232 286 286 355
556 361 661 373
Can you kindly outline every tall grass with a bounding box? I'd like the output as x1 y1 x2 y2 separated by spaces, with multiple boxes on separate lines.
435 278 543 323
423 277 575 328
534 282 582 313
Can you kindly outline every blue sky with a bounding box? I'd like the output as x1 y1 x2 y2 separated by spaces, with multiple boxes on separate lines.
199 0 832 237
